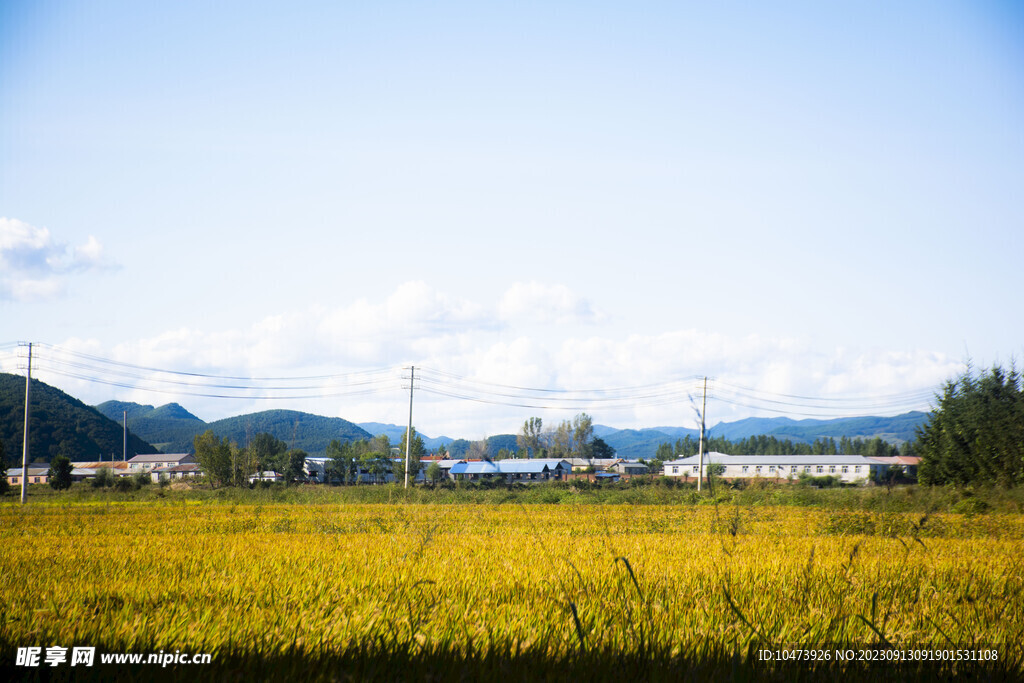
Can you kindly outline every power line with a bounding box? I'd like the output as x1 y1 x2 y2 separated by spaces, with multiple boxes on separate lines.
37 343 394 382
3 341 940 418
30 364 399 400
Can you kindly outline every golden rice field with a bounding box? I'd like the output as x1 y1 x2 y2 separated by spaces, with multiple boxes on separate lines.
2 501 1023 680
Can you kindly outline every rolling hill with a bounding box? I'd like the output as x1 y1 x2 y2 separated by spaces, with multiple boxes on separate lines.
95 401 204 451
0 373 158 464
95 402 372 456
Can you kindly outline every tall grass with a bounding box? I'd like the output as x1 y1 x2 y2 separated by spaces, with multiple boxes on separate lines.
1 501 1021 680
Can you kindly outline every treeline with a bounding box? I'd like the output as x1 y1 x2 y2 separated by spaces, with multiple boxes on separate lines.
321 429 427 484
652 434 912 462
193 430 308 487
513 414 615 460
918 364 1024 487
192 428 427 487
437 414 616 462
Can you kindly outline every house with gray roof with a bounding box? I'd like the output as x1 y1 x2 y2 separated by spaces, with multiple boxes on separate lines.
150 463 203 483
6 467 49 486
662 452 887 484
607 460 650 475
127 453 195 472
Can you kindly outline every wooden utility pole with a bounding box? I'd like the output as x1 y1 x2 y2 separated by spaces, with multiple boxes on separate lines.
20 343 32 504
697 376 707 492
405 366 414 489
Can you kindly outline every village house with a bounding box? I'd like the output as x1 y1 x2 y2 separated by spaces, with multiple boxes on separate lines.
6 467 49 487
127 453 196 472
606 460 650 476
150 463 204 482
568 458 619 472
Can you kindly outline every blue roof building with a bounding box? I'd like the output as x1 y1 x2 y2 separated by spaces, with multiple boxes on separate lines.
448 459 571 481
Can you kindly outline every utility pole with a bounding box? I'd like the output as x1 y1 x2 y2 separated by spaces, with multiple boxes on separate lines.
123 411 127 463
20 343 32 504
697 376 707 492
404 366 414 489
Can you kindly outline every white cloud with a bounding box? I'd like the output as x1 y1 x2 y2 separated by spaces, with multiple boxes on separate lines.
0 218 118 301
26 282 963 438
5 278 67 301
499 281 603 324
70 235 110 270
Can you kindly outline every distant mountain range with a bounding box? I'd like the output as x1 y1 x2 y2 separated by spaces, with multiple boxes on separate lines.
0 372 930 463
355 422 455 450
592 413 928 459
706 413 929 443
103 403 926 460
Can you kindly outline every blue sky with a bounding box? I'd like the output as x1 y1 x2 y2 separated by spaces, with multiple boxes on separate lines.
2 1 1022 438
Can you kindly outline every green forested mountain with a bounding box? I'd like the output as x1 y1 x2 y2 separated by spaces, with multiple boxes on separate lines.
95 401 205 451
205 410 372 455
0 373 158 464
96 402 372 456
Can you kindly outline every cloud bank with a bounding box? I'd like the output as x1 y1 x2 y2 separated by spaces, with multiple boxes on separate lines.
0 218 117 301
12 281 963 438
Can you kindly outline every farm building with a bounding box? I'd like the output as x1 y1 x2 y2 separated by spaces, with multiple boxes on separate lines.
568 458 620 472
607 460 650 475
566 458 649 476
150 463 204 482
127 453 196 472
661 452 890 484
450 459 571 482
449 460 501 480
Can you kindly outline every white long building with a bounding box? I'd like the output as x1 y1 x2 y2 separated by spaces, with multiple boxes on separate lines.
662 452 891 484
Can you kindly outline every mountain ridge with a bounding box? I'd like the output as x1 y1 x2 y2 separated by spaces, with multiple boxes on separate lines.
0 373 159 463
94 402 371 456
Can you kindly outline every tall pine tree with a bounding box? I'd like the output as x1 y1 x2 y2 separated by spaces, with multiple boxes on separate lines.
917 364 1024 486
